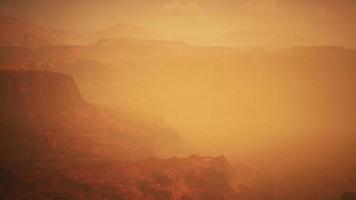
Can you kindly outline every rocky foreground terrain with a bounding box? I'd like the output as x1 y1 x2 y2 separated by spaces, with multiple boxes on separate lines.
0 154 261 200
0 70 263 200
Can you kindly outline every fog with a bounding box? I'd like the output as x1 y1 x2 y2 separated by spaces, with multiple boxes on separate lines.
1 1 356 199
88 46 356 157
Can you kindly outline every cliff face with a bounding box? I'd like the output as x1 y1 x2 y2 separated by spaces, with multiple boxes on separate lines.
0 70 185 163
0 70 156 162
0 70 84 112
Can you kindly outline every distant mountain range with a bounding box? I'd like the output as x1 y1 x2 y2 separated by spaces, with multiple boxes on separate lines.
0 17 163 48
3 17 354 48
0 17 333 49
217 30 319 48
94 23 159 40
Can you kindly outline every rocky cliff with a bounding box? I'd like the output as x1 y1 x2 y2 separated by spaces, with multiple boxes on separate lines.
0 70 156 162
0 70 84 112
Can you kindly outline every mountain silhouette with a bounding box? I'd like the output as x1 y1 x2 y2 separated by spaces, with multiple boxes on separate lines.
218 30 318 47
94 23 159 40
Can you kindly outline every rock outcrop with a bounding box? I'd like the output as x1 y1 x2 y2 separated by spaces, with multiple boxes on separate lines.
0 70 84 112
0 70 156 162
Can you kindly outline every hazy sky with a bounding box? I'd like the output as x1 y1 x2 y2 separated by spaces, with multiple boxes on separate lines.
1 0 356 46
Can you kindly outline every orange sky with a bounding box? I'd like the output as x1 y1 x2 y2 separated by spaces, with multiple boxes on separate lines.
1 0 356 46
